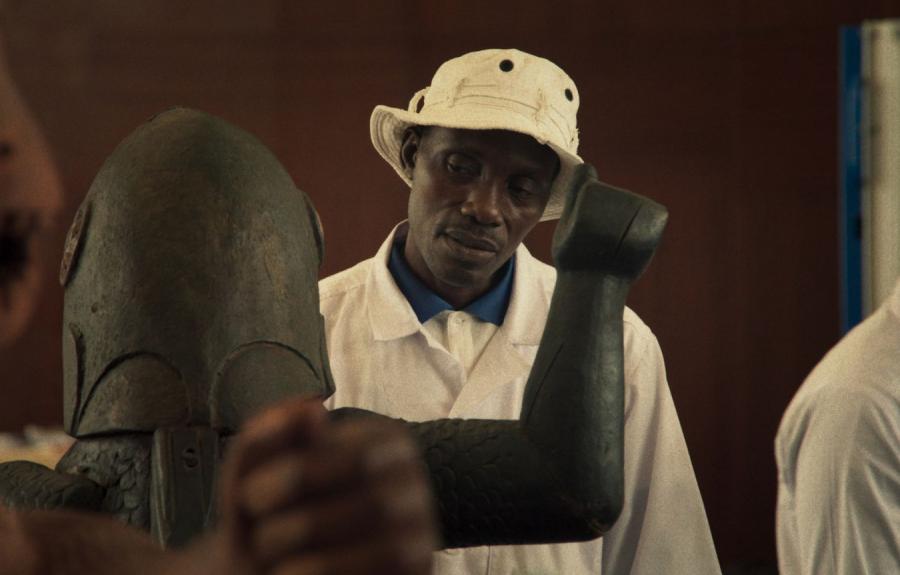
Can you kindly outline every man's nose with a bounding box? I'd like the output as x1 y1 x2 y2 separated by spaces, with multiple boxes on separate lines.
460 180 502 225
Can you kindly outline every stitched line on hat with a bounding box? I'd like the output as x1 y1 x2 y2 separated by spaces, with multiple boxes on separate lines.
465 95 569 145
428 93 574 145
435 82 572 112
446 82 497 90
544 105 577 146
430 93 540 111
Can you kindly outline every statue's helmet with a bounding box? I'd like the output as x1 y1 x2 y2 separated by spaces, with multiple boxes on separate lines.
60 108 333 437
0 36 63 345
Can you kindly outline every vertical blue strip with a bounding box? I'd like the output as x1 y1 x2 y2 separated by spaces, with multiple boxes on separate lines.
839 25 862 333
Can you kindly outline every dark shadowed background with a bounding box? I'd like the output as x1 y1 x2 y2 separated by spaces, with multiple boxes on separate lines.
2 1 899 572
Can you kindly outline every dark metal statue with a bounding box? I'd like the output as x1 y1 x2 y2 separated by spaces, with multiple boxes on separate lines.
0 108 667 550
3 107 333 547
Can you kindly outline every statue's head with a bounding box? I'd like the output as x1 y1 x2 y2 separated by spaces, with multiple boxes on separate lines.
60 108 333 437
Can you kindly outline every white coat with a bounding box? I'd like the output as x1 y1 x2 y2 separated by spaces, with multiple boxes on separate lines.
321 224 720 575
776 278 900 575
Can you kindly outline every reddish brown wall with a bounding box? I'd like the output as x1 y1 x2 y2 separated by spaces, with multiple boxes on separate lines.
2 1 899 570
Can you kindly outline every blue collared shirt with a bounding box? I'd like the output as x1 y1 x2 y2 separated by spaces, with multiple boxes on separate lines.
388 239 514 326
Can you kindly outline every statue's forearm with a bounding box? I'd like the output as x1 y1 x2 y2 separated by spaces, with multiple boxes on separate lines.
520 272 628 529
405 418 603 548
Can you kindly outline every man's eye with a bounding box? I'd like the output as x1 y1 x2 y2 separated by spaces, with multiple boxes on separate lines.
445 155 477 176
509 179 537 198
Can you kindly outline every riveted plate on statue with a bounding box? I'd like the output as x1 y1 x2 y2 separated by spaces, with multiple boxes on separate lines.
60 202 89 286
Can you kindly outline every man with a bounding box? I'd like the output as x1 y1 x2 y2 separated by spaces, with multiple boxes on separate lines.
321 48 720 573
775 277 900 574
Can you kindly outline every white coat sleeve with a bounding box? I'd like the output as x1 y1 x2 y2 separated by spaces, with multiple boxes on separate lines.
778 386 900 575
600 331 721 575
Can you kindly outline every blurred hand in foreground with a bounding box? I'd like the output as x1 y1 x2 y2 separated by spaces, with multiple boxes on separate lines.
0 398 438 575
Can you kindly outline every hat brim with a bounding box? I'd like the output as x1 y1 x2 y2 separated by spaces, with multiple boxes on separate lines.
370 104 582 222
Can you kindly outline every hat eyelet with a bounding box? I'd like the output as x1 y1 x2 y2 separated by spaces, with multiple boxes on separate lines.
499 59 514 72
564 88 574 102
415 94 426 113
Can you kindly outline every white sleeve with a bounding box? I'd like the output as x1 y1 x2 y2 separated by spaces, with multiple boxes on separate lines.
782 387 900 574
600 333 721 574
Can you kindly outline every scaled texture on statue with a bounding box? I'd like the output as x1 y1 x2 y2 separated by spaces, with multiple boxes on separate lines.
0 108 667 550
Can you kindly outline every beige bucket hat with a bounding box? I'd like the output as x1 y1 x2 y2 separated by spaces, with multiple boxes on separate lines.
370 48 582 221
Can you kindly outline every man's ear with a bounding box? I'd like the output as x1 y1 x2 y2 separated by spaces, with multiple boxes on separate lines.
399 128 421 177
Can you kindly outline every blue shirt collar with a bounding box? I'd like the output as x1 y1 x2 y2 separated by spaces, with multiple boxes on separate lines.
388 239 514 326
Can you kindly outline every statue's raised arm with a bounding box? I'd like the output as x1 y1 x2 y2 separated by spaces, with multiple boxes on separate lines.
353 162 667 547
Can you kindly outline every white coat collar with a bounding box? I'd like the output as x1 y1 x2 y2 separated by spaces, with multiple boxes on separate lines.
366 222 422 341
502 241 555 346
365 222 554 346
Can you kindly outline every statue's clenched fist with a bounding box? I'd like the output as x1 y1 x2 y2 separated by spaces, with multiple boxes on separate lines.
552 163 668 280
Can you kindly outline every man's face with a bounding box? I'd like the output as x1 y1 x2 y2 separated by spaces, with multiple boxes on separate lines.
401 127 558 306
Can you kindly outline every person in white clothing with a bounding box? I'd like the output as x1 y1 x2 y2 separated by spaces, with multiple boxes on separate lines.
321 48 720 574
775 277 900 574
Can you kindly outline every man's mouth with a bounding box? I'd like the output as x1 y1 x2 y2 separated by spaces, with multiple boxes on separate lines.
443 229 499 253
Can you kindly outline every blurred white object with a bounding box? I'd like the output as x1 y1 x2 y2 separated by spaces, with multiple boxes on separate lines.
861 19 900 315
0 425 73 467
